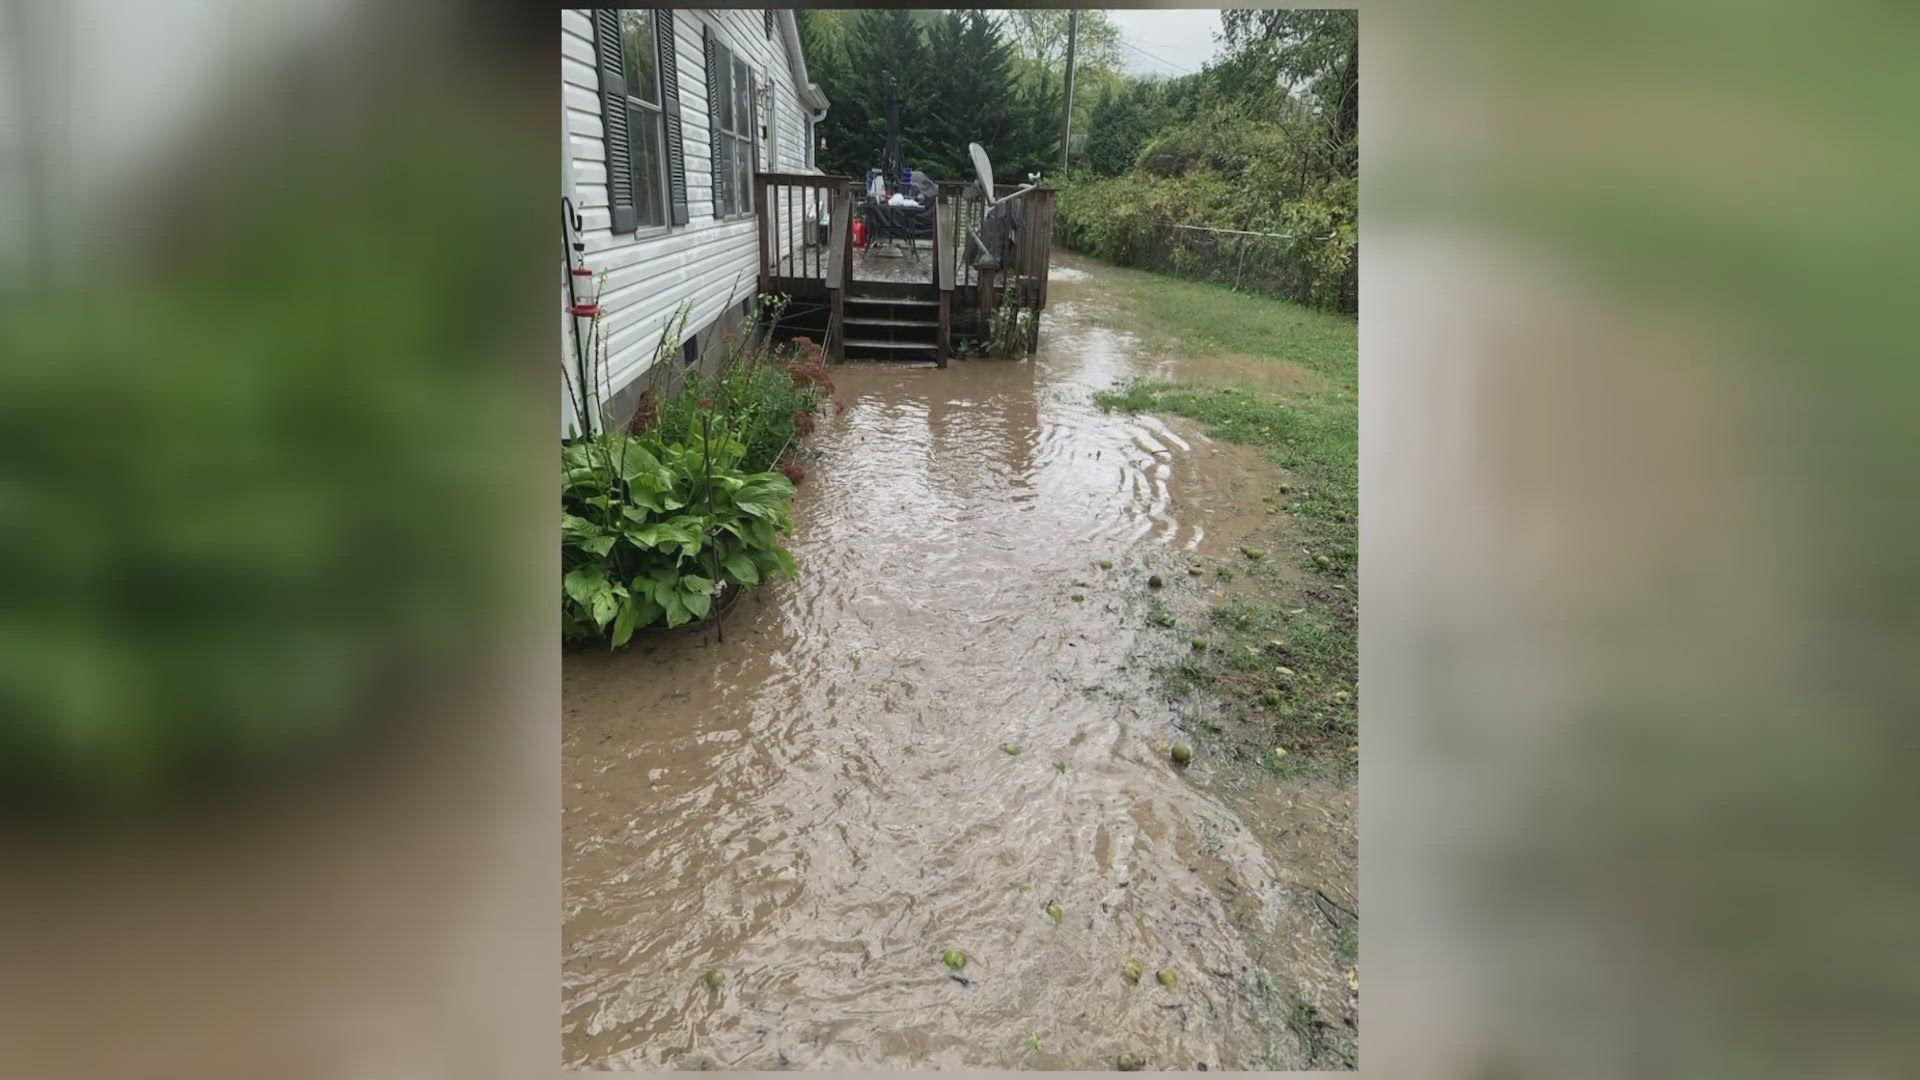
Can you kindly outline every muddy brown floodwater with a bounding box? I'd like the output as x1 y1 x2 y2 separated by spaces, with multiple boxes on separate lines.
563 255 1356 1071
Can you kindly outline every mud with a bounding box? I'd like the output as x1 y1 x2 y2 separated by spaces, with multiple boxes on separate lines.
1137 353 1330 396
851 243 935 284
563 255 1355 1070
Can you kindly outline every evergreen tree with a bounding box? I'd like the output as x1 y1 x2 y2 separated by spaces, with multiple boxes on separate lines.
921 11 1026 180
1081 80 1162 177
815 9 932 179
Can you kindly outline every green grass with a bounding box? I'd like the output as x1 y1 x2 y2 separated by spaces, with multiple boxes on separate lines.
1097 263 1359 389
1333 925 1358 965
1090 260 1358 770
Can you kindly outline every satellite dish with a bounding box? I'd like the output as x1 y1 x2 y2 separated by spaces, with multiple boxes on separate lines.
969 142 994 202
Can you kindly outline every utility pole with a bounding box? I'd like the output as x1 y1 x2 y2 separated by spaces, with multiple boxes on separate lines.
1059 9 1078 174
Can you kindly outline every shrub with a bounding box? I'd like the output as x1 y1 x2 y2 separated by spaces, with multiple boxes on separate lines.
561 416 799 646
654 324 827 477
565 299 829 649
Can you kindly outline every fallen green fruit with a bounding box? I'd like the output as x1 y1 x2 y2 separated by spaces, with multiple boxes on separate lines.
1071 594 1085 602
1170 744 1193 766
1003 744 1022 755
1188 566 1204 576
1241 546 1266 560
1191 636 1209 650
1123 959 1143 983
942 949 967 970
704 970 725 991
1157 968 1179 987
1315 554 1332 568
1117 1052 1146 1071
1054 761 1067 773
1099 559 1114 570
1045 903 1063 922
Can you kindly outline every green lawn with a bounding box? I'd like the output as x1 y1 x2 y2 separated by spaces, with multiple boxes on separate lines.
1091 263 1359 768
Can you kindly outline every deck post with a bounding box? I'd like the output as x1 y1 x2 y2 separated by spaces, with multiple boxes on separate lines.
933 188 952 366
755 174 771 296
824 188 849 361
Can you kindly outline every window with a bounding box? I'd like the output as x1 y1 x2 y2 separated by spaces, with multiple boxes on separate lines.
804 114 814 169
619 11 669 229
710 37 756 218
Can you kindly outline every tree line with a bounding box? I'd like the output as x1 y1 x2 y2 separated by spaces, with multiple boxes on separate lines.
799 9 1358 312
799 9 1128 182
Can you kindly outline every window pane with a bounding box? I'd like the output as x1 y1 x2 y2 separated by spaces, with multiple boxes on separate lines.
734 59 751 135
620 11 658 107
713 44 731 135
628 103 666 227
735 135 751 213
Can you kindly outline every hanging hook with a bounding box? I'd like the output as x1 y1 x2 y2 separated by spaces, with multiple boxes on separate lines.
562 195 585 254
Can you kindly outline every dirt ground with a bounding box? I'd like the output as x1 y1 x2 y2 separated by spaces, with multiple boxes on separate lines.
563 253 1356 1070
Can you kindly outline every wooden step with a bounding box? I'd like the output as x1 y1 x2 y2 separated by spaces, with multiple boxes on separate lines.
847 295 939 307
844 315 937 329
842 338 938 351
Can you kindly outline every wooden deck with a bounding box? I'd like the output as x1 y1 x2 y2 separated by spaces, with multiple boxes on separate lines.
753 171 1056 364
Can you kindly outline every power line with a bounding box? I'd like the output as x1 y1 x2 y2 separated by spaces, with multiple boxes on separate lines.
1114 36 1199 77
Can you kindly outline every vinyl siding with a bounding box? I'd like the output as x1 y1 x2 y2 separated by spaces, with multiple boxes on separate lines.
563 9 820 421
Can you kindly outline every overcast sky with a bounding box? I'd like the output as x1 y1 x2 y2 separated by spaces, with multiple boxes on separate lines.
1100 8 1227 78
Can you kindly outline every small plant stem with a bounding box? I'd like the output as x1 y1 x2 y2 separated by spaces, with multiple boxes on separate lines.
702 411 724 644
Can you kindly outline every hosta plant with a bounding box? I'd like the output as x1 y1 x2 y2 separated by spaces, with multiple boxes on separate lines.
561 409 797 647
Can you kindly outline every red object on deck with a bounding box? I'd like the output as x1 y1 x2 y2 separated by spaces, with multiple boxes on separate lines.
852 219 867 248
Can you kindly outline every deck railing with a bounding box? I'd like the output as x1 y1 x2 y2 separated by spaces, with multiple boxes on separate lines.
754 172 854 294
931 186 951 363
935 181 1056 311
822 186 851 360
754 172 1055 362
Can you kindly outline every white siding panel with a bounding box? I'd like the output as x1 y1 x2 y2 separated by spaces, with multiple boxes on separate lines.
563 9 822 406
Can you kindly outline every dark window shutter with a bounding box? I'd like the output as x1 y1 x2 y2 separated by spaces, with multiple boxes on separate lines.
654 10 689 225
591 10 638 233
704 25 727 218
765 10 774 38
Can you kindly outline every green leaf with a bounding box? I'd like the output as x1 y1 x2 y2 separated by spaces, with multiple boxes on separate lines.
563 567 609 607
771 546 798 578
589 588 619 629
683 588 712 621
580 535 616 557
662 591 691 628
615 442 666 485
680 574 714 595
723 553 759 585
611 593 641 647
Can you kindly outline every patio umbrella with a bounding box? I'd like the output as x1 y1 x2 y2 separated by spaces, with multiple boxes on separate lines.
882 74 901 180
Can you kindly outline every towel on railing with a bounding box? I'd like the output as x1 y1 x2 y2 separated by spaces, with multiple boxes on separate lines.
966 197 1024 271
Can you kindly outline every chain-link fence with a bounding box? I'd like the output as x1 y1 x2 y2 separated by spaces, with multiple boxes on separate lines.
1075 222 1357 314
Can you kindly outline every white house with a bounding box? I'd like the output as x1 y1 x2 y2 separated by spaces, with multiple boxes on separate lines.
562 9 829 434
